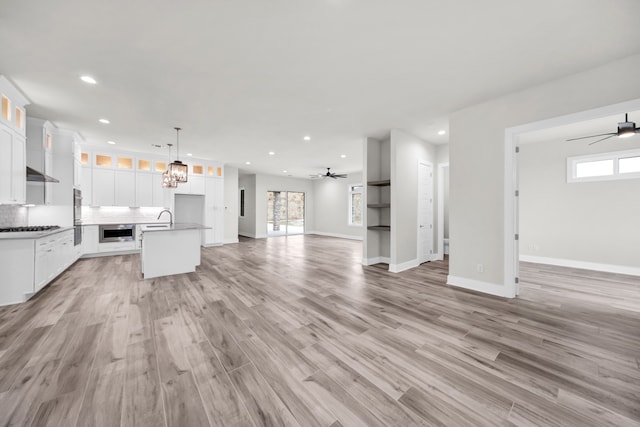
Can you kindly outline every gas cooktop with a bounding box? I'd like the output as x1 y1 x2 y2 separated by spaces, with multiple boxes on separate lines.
0 225 60 233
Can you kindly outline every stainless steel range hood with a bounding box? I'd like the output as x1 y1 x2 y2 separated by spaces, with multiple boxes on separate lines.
26 166 59 183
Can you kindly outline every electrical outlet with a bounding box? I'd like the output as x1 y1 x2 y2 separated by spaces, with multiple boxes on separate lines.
477 263 484 273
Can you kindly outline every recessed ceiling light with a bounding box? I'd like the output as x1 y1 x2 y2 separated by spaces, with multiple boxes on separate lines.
303 136 311 141
268 151 275 155
283 170 288 173
187 153 193 157
340 154 347 158
80 75 97 84
245 161 251 165
107 140 116 145
99 118 110 124
438 130 446 135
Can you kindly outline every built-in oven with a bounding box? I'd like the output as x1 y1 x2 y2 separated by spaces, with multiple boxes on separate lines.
73 188 82 246
99 224 135 243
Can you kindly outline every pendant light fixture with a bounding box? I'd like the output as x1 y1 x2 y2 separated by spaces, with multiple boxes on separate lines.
162 143 177 188
169 127 188 183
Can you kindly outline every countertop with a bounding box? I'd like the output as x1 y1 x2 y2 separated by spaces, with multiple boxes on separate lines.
0 226 75 241
80 221 171 226
140 223 210 233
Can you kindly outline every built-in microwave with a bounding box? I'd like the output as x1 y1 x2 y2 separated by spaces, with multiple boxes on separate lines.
99 224 135 243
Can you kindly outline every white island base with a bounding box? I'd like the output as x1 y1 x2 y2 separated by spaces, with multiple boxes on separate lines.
141 224 205 279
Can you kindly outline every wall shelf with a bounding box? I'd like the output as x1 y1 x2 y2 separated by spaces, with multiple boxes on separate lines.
367 203 390 208
368 179 391 187
367 225 390 231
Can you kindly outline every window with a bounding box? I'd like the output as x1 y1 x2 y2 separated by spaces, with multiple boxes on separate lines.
1 95 10 121
348 184 363 226
239 188 245 217
567 149 640 182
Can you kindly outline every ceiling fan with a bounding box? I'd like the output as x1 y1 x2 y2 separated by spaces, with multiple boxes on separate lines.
566 113 640 145
312 168 348 179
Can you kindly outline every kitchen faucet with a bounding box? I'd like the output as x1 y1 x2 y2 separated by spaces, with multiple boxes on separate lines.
157 209 173 225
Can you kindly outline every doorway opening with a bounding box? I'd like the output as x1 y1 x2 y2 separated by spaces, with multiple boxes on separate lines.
504 98 640 298
267 191 305 237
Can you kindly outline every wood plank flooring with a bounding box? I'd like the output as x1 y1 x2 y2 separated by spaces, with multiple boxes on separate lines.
0 235 639 426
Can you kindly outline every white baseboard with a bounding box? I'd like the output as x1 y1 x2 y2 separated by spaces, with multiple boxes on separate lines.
362 256 391 266
447 275 514 298
203 242 223 247
81 249 139 259
307 231 363 241
223 238 239 244
520 255 640 277
389 259 420 273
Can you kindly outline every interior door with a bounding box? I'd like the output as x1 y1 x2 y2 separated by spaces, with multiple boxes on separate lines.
418 162 434 263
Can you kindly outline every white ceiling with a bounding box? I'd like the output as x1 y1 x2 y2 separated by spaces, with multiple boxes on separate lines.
1 0 640 178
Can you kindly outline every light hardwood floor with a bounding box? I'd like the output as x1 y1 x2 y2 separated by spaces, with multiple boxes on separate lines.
0 235 639 426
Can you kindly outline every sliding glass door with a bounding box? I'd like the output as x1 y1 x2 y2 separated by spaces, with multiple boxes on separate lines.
267 191 305 236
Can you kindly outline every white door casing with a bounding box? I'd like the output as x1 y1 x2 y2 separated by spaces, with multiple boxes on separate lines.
418 161 434 264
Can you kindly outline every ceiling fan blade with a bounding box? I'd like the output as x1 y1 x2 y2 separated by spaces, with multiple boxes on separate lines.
330 175 338 179
566 132 616 142
333 174 348 178
588 135 616 145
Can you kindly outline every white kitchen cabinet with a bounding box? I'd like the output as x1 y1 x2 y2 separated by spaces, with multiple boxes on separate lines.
34 236 55 291
0 239 35 306
204 177 224 245
152 174 166 207
82 225 99 254
34 229 75 293
81 167 92 205
11 131 26 204
98 241 136 252
74 140 82 188
92 168 115 206
135 172 153 207
0 77 27 206
190 176 205 195
115 170 135 206
0 126 26 204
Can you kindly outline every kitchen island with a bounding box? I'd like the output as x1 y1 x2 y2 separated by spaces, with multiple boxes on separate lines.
140 223 209 279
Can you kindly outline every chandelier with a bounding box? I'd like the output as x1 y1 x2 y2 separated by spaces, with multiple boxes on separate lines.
169 127 188 183
162 143 177 188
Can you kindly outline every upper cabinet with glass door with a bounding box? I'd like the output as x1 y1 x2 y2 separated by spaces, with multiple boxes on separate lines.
0 76 28 137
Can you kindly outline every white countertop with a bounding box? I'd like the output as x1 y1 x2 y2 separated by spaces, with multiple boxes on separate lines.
0 226 75 241
140 223 210 232
81 221 170 226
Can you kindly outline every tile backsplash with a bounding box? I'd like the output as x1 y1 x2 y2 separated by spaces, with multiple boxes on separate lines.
81 207 169 224
0 205 28 227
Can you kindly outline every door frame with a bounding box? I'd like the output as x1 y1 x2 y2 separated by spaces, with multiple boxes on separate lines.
503 97 640 298
266 190 306 237
417 160 434 264
436 162 449 261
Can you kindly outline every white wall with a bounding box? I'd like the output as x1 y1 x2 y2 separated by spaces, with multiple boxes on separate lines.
449 53 640 295
238 173 257 238
312 172 363 240
390 129 436 267
224 166 239 243
519 138 640 269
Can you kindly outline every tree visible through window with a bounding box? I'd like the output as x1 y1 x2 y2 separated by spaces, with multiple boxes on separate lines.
349 184 363 226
